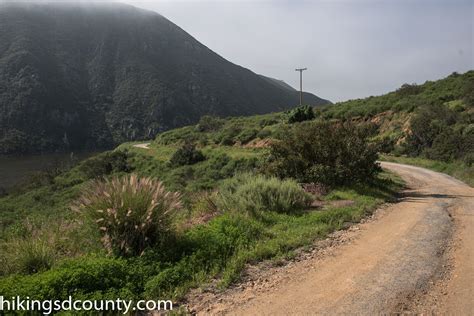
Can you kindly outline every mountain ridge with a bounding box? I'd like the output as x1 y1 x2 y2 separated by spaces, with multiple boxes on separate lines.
0 2 330 154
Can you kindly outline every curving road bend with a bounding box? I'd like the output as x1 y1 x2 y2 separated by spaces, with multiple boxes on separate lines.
193 162 474 315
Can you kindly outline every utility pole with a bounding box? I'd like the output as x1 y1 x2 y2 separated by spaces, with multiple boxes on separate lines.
295 67 307 105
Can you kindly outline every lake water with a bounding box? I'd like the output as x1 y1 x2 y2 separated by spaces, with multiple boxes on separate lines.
0 151 98 190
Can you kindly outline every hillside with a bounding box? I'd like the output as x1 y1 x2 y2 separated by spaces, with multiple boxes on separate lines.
325 71 473 162
147 71 473 182
324 71 473 119
0 2 329 155
0 109 398 306
1 71 470 233
0 71 472 310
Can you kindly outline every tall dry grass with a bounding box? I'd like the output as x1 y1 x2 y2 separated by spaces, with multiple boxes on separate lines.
73 174 182 256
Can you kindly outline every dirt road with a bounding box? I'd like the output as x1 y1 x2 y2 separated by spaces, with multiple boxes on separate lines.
188 162 474 315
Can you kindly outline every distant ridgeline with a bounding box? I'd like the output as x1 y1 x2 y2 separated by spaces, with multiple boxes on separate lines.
0 3 329 154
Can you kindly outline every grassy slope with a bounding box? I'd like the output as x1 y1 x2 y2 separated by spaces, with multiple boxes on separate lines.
1 70 472 300
0 110 402 300
323 70 473 119
2 68 471 232
0 171 402 300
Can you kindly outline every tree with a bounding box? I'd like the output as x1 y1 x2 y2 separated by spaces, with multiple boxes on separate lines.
265 121 380 186
169 142 205 166
287 105 315 123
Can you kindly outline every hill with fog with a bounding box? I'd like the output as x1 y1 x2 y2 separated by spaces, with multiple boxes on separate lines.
0 2 329 154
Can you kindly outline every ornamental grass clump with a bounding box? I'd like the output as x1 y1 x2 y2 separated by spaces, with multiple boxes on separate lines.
73 174 182 257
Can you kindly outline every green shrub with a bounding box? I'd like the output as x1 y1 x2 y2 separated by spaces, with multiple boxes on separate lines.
426 129 465 161
169 143 205 166
403 105 454 156
79 150 133 179
402 104 472 162
256 127 273 139
258 116 280 127
216 125 241 145
287 105 315 123
216 174 312 216
0 256 134 300
377 136 396 154
463 153 474 166
73 174 182 257
236 128 258 144
396 83 422 96
145 213 264 297
463 76 474 107
1 238 55 275
196 115 224 132
0 216 106 277
266 121 380 186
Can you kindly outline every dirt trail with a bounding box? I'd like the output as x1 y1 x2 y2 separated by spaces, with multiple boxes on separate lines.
132 143 150 149
187 162 474 315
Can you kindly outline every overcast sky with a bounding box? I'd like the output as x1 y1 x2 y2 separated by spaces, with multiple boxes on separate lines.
117 0 473 102
6 0 473 102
